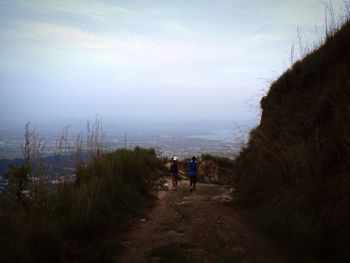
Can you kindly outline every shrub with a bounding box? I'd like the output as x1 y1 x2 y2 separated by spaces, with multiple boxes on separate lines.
234 21 350 261
0 147 164 263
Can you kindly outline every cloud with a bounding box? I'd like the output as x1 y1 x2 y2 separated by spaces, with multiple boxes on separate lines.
1 0 136 21
2 19 194 65
1 0 348 122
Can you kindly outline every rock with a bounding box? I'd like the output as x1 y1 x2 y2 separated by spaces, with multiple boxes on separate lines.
140 218 146 222
211 195 233 202
163 183 169 191
228 187 235 194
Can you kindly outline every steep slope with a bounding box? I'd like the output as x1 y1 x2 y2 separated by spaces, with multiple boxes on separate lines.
234 21 350 261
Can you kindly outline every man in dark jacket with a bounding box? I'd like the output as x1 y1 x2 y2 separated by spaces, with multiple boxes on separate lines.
170 156 179 190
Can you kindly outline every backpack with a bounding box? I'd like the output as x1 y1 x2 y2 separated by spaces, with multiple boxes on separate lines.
170 161 178 173
189 160 197 176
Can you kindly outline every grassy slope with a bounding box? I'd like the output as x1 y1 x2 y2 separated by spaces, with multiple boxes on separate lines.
234 21 350 261
0 147 165 263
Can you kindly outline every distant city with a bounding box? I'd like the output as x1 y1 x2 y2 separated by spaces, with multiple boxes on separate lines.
0 119 257 194
0 119 257 160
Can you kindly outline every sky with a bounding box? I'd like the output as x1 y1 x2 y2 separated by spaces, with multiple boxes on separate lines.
0 0 346 126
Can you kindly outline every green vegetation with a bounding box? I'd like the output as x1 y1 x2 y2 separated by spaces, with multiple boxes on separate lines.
234 20 350 261
0 147 165 263
199 154 235 184
201 154 234 168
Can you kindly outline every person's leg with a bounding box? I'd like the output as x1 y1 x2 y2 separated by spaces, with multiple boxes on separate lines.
193 176 197 190
175 174 178 188
171 173 175 188
190 176 193 191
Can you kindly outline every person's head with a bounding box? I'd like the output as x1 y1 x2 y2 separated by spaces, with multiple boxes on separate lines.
192 156 196 161
173 156 177 162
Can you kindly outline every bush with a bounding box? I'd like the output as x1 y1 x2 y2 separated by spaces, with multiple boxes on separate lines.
234 21 350 261
0 147 165 263
201 154 234 168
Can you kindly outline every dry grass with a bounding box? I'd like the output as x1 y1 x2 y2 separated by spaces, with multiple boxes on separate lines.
0 119 165 263
234 13 350 261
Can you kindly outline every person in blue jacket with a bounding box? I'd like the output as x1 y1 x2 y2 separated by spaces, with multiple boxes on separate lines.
189 156 198 192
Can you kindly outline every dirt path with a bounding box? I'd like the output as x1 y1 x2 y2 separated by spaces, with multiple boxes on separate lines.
117 179 291 263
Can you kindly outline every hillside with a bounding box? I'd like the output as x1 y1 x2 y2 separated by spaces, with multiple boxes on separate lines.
0 147 165 263
176 154 234 184
234 21 350 261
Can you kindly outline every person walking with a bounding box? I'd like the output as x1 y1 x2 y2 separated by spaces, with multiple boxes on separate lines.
170 156 179 190
189 156 198 192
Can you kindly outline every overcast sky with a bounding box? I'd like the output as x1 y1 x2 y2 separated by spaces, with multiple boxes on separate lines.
0 0 346 125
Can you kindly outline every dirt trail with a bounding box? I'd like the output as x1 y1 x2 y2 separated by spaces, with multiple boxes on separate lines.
117 179 291 263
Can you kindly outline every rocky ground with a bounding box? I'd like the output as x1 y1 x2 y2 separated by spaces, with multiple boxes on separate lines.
116 179 292 263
